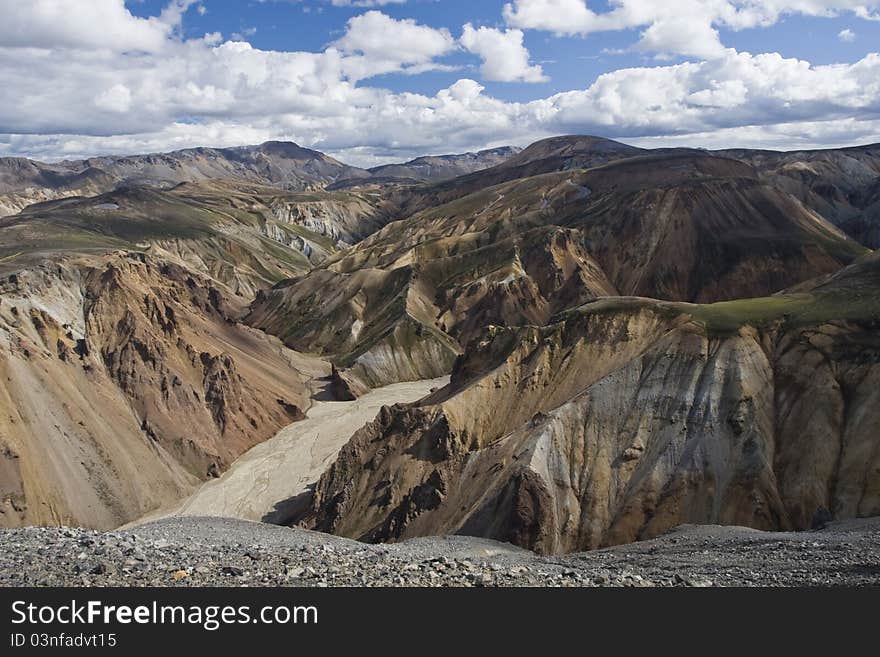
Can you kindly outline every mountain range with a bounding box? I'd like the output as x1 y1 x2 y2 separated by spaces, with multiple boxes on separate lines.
0 135 877 555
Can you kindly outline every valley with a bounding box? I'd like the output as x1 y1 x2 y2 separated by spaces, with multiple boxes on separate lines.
143 376 449 525
0 135 878 585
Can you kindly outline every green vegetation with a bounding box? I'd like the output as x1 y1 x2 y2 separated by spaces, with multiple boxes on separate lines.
565 285 880 338
684 290 880 334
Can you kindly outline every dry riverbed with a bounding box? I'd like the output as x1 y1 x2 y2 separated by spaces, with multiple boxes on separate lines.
135 377 449 525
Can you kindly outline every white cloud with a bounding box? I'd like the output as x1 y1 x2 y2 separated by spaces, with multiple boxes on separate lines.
1 2 880 165
332 11 454 62
94 83 133 113
839 28 857 40
331 10 456 80
0 0 191 52
503 1 880 58
460 24 548 82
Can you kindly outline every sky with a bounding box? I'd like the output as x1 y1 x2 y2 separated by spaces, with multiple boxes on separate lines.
1 0 879 165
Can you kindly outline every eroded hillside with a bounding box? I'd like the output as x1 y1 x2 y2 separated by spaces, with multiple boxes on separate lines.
1 134 878 551
300 253 880 553
250 149 867 388
0 252 323 529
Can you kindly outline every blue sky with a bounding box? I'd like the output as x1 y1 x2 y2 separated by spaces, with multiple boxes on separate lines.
126 0 880 102
1 1 880 163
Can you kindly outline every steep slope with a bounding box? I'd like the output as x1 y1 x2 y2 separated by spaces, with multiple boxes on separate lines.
314 153 865 297
301 252 880 553
250 152 865 387
248 225 617 387
267 189 395 246
837 178 880 248
563 153 866 302
0 251 321 530
0 182 341 298
720 143 880 247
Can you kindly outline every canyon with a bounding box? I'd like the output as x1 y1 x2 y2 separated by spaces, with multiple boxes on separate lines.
0 135 877 562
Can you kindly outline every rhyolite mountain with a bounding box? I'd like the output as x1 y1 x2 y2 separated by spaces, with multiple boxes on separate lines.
0 251 324 528
249 149 867 388
0 135 878 548
0 142 369 218
0 141 523 219
300 251 880 553
367 147 522 184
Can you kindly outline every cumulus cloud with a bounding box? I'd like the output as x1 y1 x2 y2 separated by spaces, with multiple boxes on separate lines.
839 28 857 40
503 0 880 58
1 0 880 164
0 0 193 52
460 24 548 82
331 10 457 80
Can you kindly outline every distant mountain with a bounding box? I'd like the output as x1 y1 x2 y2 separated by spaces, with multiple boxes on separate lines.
0 142 522 219
86 141 372 190
367 146 520 183
0 141 375 218
718 144 880 247
389 135 647 218
0 157 117 216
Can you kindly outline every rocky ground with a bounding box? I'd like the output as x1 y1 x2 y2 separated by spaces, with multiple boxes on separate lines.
1 517 878 587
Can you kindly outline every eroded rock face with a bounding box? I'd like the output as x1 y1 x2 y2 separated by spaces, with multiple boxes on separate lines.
304 298 880 554
249 226 618 388
251 152 865 391
270 194 391 246
0 252 315 529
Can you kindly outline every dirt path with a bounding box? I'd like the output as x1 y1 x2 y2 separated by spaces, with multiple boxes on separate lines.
138 376 449 525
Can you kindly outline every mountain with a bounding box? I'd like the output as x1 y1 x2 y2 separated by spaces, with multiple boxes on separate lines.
249 149 866 388
367 147 520 183
88 142 372 190
0 142 523 222
0 142 376 219
299 251 880 553
0 181 340 298
0 157 117 217
0 133 878 547
388 135 646 218
0 250 325 529
718 143 880 247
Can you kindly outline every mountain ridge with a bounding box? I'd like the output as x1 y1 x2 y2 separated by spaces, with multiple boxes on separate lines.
0 134 878 551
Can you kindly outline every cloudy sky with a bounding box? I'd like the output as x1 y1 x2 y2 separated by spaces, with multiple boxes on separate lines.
1 0 880 165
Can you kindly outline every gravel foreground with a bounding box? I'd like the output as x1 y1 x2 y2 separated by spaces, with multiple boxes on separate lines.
1 517 878 587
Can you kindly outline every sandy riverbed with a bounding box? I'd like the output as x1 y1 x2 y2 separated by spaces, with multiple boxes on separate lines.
134 376 449 525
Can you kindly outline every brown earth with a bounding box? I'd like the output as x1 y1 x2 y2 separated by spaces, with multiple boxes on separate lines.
0 251 324 529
